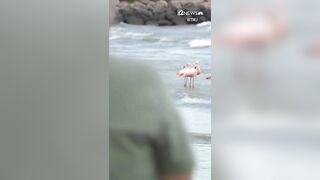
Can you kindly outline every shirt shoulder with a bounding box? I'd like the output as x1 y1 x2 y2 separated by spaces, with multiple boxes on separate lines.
109 58 167 132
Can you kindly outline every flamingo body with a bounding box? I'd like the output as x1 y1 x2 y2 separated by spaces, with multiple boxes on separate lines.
177 63 201 88
177 68 199 77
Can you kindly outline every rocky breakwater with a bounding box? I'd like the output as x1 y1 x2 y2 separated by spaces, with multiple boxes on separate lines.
115 0 211 25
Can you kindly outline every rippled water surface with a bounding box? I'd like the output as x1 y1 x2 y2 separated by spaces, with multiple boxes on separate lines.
110 22 211 180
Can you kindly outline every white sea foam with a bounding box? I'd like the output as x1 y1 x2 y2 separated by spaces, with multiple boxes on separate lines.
197 21 211 31
196 21 211 27
109 35 121 40
189 39 211 48
123 32 154 39
178 96 211 105
159 37 175 42
110 26 154 40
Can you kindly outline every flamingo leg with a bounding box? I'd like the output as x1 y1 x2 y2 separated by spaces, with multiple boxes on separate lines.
192 77 195 88
184 77 187 87
186 77 189 88
189 77 192 88
187 77 189 88
192 77 194 88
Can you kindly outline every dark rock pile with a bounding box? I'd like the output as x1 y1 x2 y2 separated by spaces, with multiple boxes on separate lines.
115 0 211 25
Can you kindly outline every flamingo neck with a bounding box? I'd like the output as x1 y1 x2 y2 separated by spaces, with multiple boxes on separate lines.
196 66 201 74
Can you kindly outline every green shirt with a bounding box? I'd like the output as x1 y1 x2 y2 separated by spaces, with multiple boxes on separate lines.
110 59 194 180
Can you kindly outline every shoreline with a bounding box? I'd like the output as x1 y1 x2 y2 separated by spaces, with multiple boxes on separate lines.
115 0 211 26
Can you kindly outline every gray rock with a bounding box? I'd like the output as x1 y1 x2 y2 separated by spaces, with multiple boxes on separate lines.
201 2 211 20
116 0 211 26
170 1 182 10
199 16 207 22
171 16 187 25
132 1 153 20
118 2 133 16
139 0 150 4
153 0 168 14
165 9 187 25
146 1 156 10
155 10 168 20
158 19 173 26
181 2 196 10
126 16 145 25
146 20 158 25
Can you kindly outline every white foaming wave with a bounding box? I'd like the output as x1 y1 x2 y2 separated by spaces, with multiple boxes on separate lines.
177 96 211 105
114 32 173 42
197 21 211 27
109 35 121 40
159 37 168 42
159 37 175 42
109 26 126 40
123 32 154 39
197 21 211 31
189 39 211 48
110 28 154 40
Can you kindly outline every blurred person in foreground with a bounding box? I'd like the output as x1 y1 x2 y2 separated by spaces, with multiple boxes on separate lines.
213 2 287 90
109 1 194 180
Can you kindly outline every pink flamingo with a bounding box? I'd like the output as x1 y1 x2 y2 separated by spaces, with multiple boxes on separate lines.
177 62 201 88
182 63 193 68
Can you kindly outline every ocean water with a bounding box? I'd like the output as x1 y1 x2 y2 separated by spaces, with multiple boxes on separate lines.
109 22 211 180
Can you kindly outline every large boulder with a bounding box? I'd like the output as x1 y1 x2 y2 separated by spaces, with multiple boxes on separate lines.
166 8 187 25
203 1 212 21
158 19 173 26
180 1 197 11
170 1 182 10
126 16 145 25
170 16 187 25
146 1 156 10
138 0 150 4
146 20 158 25
153 0 168 14
131 1 153 21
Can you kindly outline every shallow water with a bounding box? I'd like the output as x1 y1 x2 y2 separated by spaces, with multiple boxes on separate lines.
110 22 211 180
